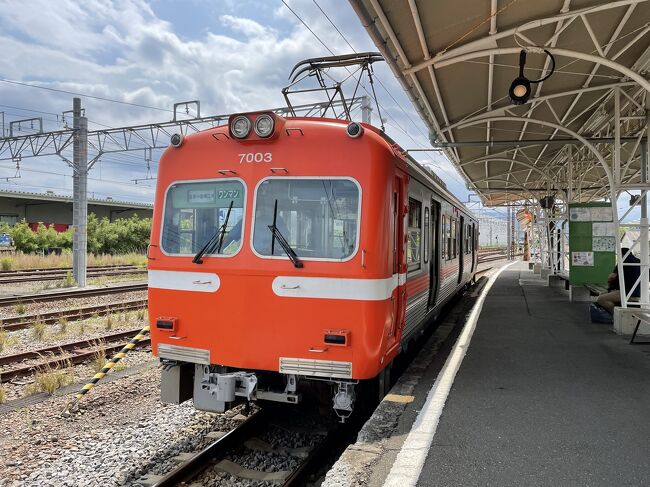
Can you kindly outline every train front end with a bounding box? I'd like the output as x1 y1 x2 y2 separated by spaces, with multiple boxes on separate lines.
148 113 403 419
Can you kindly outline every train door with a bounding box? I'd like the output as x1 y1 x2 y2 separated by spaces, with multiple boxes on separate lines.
428 199 440 308
387 173 407 349
458 215 465 284
470 222 476 273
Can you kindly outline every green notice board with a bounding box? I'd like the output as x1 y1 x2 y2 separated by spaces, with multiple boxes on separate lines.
569 203 616 286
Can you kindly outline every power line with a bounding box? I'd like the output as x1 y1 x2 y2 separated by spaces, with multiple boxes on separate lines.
0 78 173 113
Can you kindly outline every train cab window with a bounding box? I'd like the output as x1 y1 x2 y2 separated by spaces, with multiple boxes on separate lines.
407 198 422 270
423 207 429 264
252 178 360 260
161 179 245 256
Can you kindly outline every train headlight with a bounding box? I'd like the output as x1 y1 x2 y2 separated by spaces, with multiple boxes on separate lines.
170 133 184 148
346 122 363 138
231 116 252 139
254 114 275 138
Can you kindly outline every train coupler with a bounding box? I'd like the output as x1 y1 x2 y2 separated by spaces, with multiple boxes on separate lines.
333 381 356 422
193 365 257 413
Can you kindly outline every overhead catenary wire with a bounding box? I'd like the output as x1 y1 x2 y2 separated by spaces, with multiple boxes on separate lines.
0 78 174 113
281 0 427 148
304 0 470 190
311 0 432 143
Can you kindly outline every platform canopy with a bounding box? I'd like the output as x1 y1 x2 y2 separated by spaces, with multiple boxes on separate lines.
350 0 650 206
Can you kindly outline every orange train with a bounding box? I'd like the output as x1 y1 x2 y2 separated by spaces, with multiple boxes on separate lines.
148 112 478 419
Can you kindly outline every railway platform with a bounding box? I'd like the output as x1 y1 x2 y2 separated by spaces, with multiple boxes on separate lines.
324 261 650 487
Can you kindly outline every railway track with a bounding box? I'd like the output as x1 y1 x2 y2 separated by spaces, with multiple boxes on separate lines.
478 252 523 264
0 266 146 284
0 283 147 307
0 328 150 382
146 409 337 487
0 264 140 275
0 298 147 332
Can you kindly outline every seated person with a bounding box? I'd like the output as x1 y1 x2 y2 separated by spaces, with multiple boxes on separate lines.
596 247 641 313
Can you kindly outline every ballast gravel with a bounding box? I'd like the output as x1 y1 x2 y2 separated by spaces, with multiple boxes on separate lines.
0 367 243 487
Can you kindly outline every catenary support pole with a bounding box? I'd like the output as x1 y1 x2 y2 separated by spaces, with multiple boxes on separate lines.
641 139 649 307
72 98 88 287
361 95 372 124
506 207 512 260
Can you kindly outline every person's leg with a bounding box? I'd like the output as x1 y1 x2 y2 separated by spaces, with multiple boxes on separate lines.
597 290 621 314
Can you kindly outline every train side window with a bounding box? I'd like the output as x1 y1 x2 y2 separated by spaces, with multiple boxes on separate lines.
424 207 429 264
407 198 422 271
441 215 447 260
447 218 452 259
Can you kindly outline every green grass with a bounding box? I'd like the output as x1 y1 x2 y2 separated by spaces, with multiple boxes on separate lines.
0 257 13 271
0 326 7 353
25 360 75 395
31 319 46 341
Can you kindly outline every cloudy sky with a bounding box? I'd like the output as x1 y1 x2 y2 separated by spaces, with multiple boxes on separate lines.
0 0 482 211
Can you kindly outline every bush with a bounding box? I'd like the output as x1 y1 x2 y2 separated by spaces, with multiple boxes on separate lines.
8 214 151 255
0 258 12 271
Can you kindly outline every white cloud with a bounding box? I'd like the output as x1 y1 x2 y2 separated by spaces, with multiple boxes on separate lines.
0 0 466 203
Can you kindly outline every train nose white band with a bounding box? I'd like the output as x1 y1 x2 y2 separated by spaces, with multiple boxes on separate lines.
272 275 401 301
148 270 220 292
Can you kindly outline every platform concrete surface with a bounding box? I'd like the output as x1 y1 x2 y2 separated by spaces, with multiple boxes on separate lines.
418 262 650 487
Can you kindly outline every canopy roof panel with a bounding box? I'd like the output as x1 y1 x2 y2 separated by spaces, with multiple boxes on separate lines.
350 0 650 205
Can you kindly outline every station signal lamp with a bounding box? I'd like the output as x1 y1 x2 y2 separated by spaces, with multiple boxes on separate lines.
508 49 555 105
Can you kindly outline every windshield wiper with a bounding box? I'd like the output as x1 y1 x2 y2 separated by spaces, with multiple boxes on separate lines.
192 200 234 264
268 199 303 268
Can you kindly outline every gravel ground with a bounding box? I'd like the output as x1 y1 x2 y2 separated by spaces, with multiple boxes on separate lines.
0 307 148 358
0 366 249 487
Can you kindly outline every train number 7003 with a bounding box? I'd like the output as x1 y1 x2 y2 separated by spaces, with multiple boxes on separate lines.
239 153 272 163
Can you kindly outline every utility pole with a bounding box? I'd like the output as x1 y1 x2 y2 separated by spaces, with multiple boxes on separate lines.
72 98 88 287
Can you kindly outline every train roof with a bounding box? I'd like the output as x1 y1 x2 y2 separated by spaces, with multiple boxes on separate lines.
370 126 476 220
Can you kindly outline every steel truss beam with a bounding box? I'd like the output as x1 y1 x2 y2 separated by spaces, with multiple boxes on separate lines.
0 98 364 163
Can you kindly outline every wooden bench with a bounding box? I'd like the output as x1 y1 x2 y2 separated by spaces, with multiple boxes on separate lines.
584 283 608 296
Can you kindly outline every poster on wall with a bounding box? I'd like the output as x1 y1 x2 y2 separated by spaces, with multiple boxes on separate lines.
590 206 613 222
592 236 616 252
572 251 594 266
592 222 616 237
570 207 592 221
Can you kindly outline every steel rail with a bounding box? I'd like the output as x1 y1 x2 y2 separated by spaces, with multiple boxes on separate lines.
151 411 268 487
0 264 140 275
0 283 147 307
0 333 150 382
0 328 145 367
0 268 146 284
0 299 147 332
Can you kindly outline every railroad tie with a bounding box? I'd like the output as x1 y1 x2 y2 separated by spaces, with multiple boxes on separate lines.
62 325 150 416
